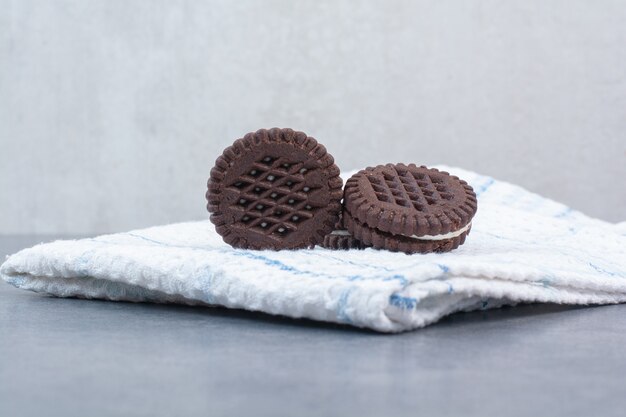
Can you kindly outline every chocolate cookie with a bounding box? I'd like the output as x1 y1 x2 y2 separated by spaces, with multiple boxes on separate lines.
343 164 477 254
206 128 343 250
321 229 366 250
342 209 470 253
319 212 366 250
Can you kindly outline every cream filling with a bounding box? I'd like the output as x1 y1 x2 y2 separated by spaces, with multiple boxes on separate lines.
330 230 352 236
407 222 472 241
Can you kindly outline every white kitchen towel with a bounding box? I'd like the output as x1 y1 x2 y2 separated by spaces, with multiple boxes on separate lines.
2 166 625 332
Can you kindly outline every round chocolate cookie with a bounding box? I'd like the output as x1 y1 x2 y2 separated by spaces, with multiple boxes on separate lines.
206 128 343 250
343 164 477 254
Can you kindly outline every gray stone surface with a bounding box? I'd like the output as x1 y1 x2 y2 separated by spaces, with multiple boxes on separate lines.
1 0 626 235
1 235 625 417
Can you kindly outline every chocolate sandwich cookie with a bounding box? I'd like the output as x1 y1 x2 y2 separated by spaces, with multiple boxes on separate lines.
343 164 477 254
321 230 366 250
206 128 343 250
320 213 366 250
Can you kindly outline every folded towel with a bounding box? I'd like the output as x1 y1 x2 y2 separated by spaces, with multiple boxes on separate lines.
2 166 625 332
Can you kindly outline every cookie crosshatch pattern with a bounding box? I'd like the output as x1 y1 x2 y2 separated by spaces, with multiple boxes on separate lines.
368 166 457 208
207 128 343 250
228 154 321 237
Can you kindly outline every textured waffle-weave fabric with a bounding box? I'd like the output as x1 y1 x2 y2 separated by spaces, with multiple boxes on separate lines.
2 166 625 332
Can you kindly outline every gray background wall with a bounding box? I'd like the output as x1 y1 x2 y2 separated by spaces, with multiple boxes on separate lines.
1 0 625 235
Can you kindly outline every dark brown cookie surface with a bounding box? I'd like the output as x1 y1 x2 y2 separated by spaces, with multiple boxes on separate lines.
342 164 477 253
206 128 343 250
321 229 367 250
344 164 477 237
343 209 470 254
318 210 365 250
